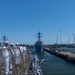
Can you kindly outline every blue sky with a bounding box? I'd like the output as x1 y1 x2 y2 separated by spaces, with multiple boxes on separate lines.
0 0 75 44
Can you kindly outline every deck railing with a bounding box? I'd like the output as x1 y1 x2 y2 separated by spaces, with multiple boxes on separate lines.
0 49 30 75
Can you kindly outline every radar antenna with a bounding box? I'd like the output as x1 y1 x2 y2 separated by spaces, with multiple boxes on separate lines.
2 35 8 42
36 32 43 41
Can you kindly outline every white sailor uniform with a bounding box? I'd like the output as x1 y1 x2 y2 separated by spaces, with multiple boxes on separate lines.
9 43 15 70
2 46 10 74
23 46 26 60
14 45 20 64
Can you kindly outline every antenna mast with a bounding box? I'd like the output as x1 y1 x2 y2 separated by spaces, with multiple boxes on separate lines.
73 33 75 44
55 35 58 44
36 32 43 41
2 35 8 42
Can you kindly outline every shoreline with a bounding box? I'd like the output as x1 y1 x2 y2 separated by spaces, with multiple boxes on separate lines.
44 48 75 64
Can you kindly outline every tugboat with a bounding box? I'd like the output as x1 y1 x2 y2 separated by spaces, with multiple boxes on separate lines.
34 32 43 53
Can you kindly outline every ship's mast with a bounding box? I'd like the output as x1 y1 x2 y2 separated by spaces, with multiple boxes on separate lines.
2 35 8 42
36 32 43 41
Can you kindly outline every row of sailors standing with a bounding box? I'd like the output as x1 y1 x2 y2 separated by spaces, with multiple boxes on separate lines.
0 41 27 75
32 55 42 75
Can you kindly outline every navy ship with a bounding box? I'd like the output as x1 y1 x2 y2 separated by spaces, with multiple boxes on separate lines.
34 32 43 52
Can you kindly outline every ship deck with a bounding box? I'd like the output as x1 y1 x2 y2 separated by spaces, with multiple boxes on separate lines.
0 50 43 75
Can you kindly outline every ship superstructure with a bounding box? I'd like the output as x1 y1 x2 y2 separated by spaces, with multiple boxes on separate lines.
35 32 43 52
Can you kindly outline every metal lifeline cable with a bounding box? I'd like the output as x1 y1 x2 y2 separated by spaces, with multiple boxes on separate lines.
0 65 2 75
0 47 17 75
9 47 31 75
10 46 25 75
9 48 18 75
26 50 31 75
24 50 30 74
23 50 28 74
27 51 30 72
0 57 3 75
17 47 25 75
24 51 27 73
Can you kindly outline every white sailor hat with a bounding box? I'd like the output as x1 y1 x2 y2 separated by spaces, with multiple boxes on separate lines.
10 43 15 45
15 43 19 45
4 41 9 44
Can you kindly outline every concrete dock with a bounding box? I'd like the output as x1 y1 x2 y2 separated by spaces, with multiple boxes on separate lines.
44 48 75 64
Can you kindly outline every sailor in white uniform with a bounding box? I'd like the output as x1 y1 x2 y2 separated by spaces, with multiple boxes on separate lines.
23 44 26 51
2 41 10 75
22 44 26 60
19 44 23 54
37 68 41 75
18 44 24 61
15 43 21 64
9 43 15 70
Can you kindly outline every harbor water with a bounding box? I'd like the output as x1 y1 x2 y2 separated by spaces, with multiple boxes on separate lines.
60 47 75 52
35 49 75 75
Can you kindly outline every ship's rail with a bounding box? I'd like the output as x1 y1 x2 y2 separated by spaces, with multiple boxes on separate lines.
28 53 43 75
0 49 30 75
0 49 43 75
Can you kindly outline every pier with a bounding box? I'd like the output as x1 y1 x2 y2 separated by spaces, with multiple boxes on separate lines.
44 48 75 64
